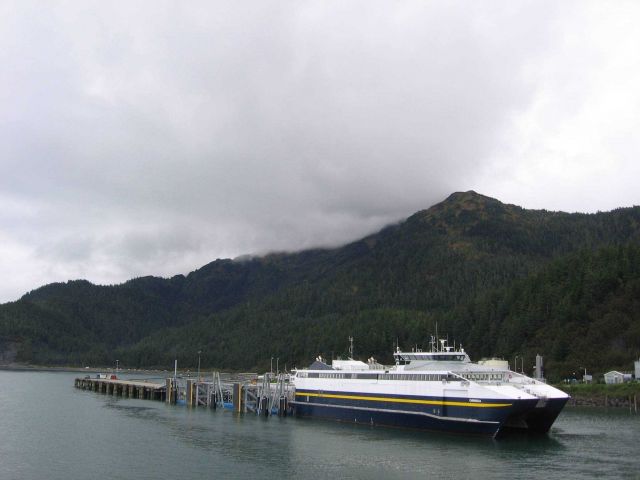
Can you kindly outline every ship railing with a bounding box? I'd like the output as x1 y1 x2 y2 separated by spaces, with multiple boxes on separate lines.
452 370 546 386
504 370 545 385
453 371 510 385
447 372 471 386
367 363 385 370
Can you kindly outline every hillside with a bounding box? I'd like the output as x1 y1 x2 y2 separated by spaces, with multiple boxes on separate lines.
1 191 639 379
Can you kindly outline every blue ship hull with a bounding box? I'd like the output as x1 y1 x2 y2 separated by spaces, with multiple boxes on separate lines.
292 389 539 436
502 397 569 434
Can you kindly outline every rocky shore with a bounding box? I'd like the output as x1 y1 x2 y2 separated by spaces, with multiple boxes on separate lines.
568 394 638 409
561 383 640 410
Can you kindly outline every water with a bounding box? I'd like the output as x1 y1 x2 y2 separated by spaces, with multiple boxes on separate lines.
1 370 639 480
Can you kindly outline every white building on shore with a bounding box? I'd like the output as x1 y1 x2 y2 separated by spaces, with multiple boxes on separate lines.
604 371 632 384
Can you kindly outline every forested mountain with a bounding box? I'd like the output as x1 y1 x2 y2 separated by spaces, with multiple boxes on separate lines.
1 191 639 380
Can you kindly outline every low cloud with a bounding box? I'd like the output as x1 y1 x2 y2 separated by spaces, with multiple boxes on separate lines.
1 1 639 301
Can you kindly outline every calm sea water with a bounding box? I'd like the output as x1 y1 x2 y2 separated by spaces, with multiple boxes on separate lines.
0 370 638 480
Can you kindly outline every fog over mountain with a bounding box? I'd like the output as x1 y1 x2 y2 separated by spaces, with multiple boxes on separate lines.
1 1 639 302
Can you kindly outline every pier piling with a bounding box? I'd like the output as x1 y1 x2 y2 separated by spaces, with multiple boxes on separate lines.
76 377 166 401
75 371 294 416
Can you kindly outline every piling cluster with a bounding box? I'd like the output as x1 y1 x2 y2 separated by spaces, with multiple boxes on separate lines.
74 377 165 401
75 372 295 417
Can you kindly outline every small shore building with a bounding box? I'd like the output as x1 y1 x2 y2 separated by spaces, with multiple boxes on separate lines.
604 371 633 384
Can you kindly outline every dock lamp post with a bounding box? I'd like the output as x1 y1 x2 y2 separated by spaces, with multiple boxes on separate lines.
116 359 119 372
514 355 519 372
270 357 273 375
197 350 201 381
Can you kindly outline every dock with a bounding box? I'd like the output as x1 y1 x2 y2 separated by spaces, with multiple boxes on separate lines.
74 377 166 400
74 372 295 416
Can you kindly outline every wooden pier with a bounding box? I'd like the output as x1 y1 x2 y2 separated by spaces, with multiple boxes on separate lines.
74 372 295 417
74 377 166 401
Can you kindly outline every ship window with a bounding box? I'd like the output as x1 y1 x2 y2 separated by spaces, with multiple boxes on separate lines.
354 373 378 380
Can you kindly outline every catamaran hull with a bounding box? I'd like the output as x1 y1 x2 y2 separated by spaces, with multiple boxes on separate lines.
292 390 539 436
292 401 502 435
502 397 569 433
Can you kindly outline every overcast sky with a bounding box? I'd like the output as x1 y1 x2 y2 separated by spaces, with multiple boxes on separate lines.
1 1 639 303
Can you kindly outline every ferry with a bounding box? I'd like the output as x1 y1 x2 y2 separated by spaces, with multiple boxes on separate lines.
291 338 569 436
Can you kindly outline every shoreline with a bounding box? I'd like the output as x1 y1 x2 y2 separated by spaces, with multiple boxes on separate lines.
0 363 250 377
3 364 638 410
0 364 170 375
567 394 639 409
558 383 640 409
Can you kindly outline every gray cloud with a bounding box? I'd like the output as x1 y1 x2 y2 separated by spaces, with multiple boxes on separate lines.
1 1 639 302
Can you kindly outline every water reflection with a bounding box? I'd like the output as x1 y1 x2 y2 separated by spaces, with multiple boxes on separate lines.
103 396 295 473
2 371 639 480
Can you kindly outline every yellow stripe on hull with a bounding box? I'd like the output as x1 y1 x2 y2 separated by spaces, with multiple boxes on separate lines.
295 391 511 408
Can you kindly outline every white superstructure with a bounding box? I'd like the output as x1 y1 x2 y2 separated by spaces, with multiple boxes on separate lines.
292 339 569 436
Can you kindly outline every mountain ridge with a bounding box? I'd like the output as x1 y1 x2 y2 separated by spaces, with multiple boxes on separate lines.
2 191 640 378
